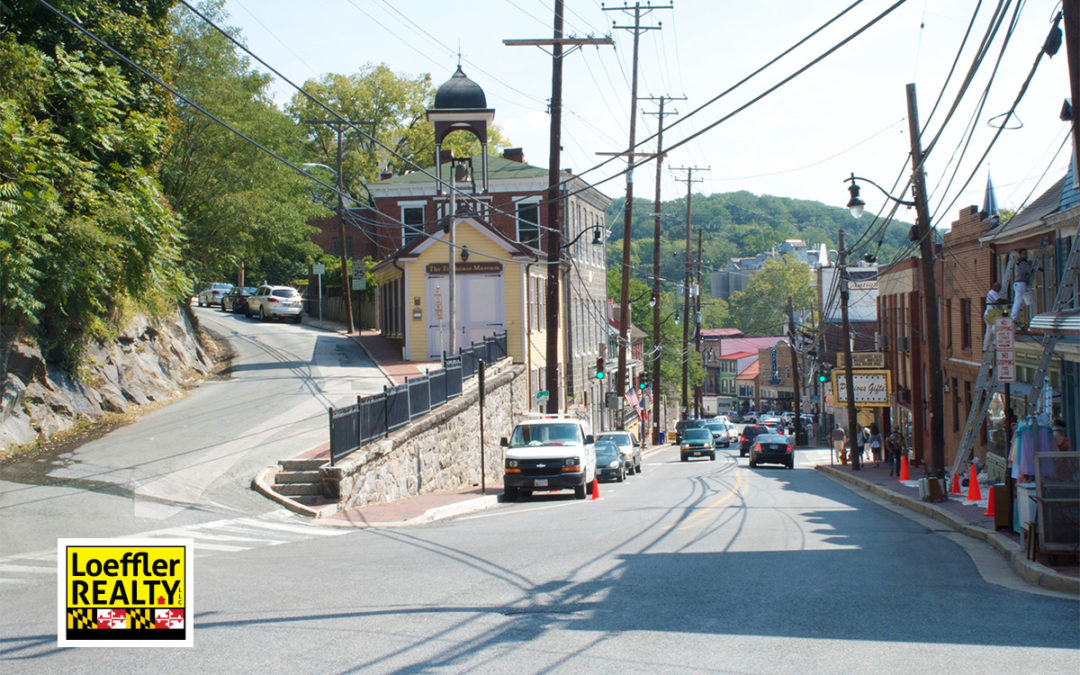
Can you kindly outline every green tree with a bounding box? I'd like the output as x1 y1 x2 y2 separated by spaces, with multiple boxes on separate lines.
1 1 185 363
727 256 815 336
161 1 323 287
287 66 509 206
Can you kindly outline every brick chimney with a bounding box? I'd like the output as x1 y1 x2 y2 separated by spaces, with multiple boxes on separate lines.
502 147 524 163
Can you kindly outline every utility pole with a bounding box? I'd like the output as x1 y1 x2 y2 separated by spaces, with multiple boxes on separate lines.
787 296 803 445
506 3 612 414
303 119 373 333
694 228 703 418
838 229 860 470
905 83 945 478
672 166 706 419
643 95 683 444
604 1 671 426
1065 2 1080 176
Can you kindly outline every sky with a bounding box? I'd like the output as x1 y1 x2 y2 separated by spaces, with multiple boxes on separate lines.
217 0 1075 230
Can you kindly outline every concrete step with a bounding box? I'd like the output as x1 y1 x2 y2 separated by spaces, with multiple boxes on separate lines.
275 470 321 484
280 458 327 472
274 482 323 497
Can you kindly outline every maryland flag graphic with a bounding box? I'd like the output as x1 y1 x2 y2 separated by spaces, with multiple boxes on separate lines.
58 539 194 648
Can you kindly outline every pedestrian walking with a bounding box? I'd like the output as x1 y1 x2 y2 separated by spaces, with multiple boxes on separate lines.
1010 249 1033 326
886 429 904 477
859 426 872 463
831 423 847 465
868 423 883 468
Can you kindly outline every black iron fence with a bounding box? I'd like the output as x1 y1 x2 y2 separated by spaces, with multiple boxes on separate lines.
328 331 507 464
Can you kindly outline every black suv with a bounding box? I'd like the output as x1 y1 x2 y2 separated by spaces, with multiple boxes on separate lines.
674 419 706 444
738 424 770 457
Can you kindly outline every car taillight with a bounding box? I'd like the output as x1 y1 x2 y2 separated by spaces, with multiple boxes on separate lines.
740 436 746 442
212 291 221 296
754 444 761 451
268 297 278 303
786 445 793 453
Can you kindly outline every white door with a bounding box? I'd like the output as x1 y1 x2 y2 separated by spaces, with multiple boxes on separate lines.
459 274 505 346
426 275 451 359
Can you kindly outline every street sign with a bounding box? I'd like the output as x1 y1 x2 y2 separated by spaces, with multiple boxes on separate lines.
312 263 325 275
997 362 1016 382
994 317 1015 383
536 390 549 402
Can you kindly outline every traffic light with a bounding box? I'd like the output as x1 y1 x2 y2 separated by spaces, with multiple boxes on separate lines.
817 364 830 383
639 381 647 390
595 357 605 380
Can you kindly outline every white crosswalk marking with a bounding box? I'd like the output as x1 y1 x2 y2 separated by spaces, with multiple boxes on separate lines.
0 513 348 588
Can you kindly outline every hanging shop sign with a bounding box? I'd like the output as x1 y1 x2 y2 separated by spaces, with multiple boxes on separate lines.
832 369 892 407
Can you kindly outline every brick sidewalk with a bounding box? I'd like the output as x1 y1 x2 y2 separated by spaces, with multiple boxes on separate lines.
352 329 438 385
821 460 1079 583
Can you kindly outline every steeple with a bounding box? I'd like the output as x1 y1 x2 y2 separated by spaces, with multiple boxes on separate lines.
981 171 999 223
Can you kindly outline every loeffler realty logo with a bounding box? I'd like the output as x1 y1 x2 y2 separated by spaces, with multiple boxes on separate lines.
57 539 194 648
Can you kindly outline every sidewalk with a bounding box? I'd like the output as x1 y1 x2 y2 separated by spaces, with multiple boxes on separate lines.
352 329 438 385
817 458 1079 594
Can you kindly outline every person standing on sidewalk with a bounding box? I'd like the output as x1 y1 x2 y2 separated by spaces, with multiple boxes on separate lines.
869 423 883 468
832 423 847 465
886 429 904 477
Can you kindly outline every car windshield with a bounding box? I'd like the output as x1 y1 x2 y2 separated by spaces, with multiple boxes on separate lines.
272 288 299 298
509 423 581 447
595 444 620 461
704 422 725 431
684 429 711 441
598 433 631 446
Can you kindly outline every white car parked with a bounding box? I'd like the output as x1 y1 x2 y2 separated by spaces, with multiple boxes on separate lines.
245 285 303 323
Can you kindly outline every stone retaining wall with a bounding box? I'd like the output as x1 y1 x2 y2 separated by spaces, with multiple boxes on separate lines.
0 305 213 450
322 358 527 508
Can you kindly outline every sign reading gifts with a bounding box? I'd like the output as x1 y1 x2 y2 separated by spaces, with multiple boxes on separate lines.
832 369 892 407
58 539 194 648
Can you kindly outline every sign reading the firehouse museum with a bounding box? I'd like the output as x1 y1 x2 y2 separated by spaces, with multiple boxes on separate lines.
57 539 194 648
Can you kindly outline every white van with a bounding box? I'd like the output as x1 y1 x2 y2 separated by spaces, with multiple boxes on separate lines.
500 414 597 501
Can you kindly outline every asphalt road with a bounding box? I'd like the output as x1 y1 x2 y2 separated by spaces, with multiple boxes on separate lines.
2 439 1077 672
0 305 387 557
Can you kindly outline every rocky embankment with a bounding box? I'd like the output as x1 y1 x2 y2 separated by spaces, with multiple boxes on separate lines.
0 306 216 453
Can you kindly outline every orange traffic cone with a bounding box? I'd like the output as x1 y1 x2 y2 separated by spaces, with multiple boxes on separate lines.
899 455 910 481
966 465 982 501
591 478 600 500
950 473 962 495
984 489 995 516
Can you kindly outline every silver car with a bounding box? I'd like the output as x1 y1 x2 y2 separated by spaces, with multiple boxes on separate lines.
246 285 304 323
197 282 233 307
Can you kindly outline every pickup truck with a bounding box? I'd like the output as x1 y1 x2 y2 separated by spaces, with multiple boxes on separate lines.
500 415 597 501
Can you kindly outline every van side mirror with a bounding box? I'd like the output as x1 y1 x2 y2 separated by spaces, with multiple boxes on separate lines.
584 435 594 444
500 437 508 447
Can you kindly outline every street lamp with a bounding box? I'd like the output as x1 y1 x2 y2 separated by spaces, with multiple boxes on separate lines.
560 226 604 250
843 173 914 218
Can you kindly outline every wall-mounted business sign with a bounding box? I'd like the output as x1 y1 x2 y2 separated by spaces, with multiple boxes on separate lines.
426 262 503 275
832 369 892 407
836 351 885 369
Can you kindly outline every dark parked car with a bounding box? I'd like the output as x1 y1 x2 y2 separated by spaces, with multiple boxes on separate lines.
596 431 641 475
221 286 257 313
595 441 626 482
674 418 707 444
680 428 715 462
749 433 794 469
738 424 771 457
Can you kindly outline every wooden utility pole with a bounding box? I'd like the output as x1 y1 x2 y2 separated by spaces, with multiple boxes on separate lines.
671 167 706 419
505 3 612 413
1065 2 1080 177
643 95 683 443
838 229 861 469
303 119 373 333
604 2 671 426
787 296 803 445
694 228 703 418
905 83 946 477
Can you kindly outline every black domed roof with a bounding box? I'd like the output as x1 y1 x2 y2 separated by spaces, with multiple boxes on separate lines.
433 66 487 109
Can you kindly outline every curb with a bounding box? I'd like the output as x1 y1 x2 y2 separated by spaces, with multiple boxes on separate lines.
343 333 396 387
251 465 340 520
817 464 1079 595
412 494 502 524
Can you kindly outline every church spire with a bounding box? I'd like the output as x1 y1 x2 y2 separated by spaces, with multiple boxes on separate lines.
981 171 999 223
